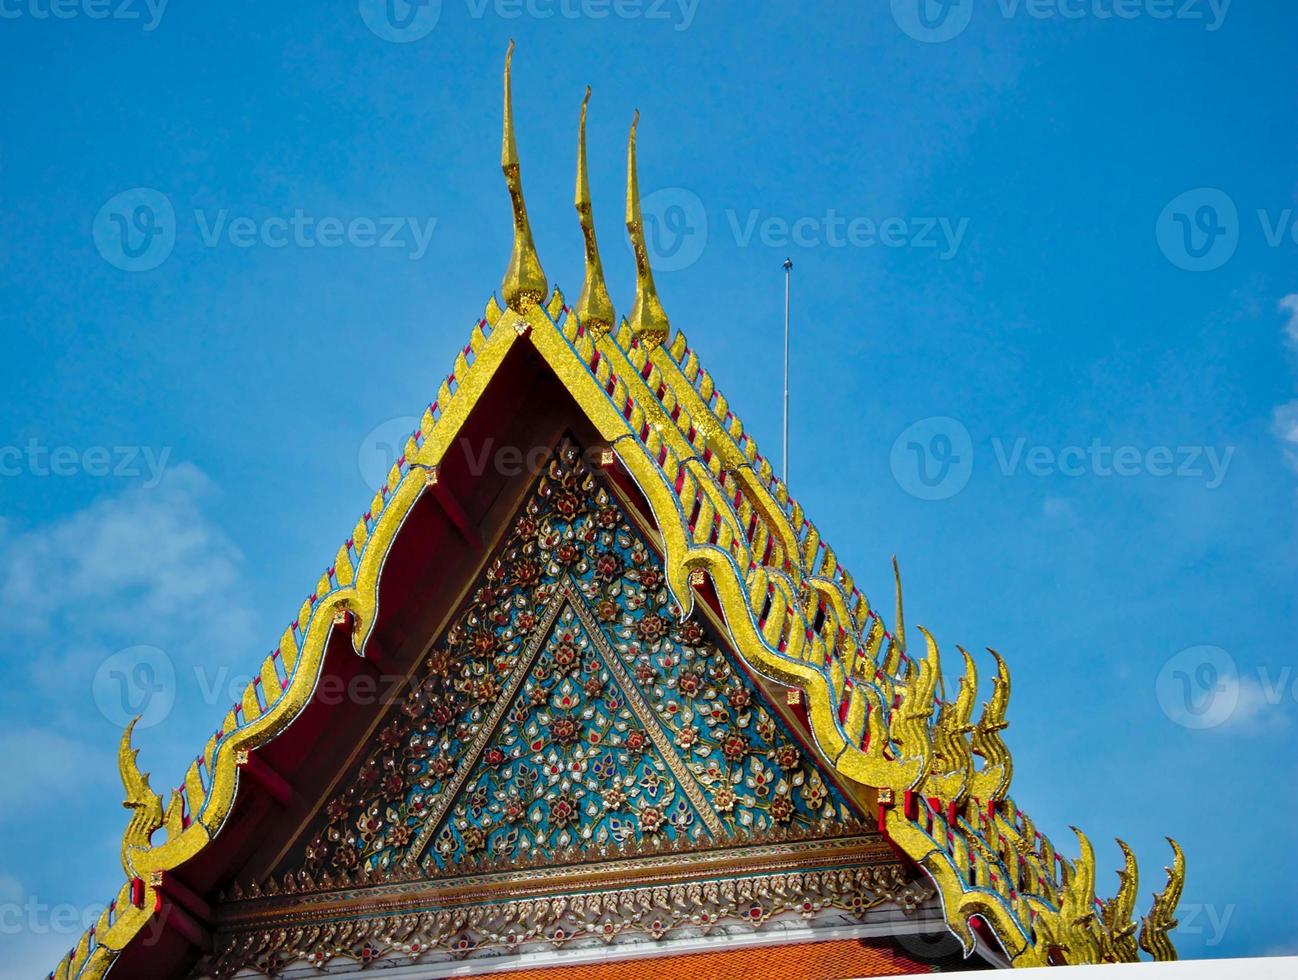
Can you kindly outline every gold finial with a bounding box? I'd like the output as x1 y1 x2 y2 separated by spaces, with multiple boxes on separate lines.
500 40 547 313
625 110 670 347
892 555 906 654
573 87 615 334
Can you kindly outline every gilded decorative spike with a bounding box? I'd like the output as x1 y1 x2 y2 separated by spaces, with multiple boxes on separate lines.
860 684 891 759
574 87 615 334
969 647 1013 802
893 555 903 649
925 645 977 805
1070 828 1099 917
878 557 906 677
1139 839 1185 962
892 625 940 783
892 555 906 653
500 40 547 312
863 617 894 708
1099 839 1141 962
1045 827 1103 964
625 111 670 348
119 718 163 877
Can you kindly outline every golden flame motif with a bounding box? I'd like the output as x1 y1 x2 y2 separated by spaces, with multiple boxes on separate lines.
969 647 1014 802
1100 838 1142 962
1140 839 1187 962
924 646 977 805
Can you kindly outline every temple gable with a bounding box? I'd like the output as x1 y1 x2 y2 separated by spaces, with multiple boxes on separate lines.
52 46 1188 978
284 440 860 883
196 443 925 977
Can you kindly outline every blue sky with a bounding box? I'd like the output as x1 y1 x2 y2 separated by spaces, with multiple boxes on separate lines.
2 0 1296 972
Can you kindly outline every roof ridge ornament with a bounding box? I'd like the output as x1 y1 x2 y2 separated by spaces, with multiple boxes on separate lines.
573 87 615 334
119 717 163 878
500 40 547 313
625 110 670 348
892 555 906 653
1139 838 1186 962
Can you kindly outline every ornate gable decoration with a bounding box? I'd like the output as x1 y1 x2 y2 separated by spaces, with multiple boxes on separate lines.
295 441 857 879
197 444 925 977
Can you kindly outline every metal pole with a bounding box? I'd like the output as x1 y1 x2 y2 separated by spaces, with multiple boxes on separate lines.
783 257 793 485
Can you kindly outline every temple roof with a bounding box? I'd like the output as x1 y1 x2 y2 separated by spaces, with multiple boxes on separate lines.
52 43 1184 980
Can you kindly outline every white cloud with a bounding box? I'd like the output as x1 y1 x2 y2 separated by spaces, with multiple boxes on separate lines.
1275 403 1298 443
0 460 263 967
1274 298 1298 482
0 463 254 698
1274 403 1298 475
1218 674 1296 736
0 463 243 636
1280 294 1298 348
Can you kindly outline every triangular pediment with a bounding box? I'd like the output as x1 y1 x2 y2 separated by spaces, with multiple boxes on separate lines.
197 441 929 978
283 442 861 885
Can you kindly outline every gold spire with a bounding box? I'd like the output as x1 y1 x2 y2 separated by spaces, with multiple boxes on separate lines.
892 555 906 653
625 111 670 347
573 87 615 334
500 40 547 313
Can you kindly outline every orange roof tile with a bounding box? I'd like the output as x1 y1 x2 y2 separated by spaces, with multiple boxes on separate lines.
491 938 937 980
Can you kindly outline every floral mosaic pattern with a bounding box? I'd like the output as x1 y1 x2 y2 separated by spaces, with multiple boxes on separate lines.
430 596 714 864
297 444 855 878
